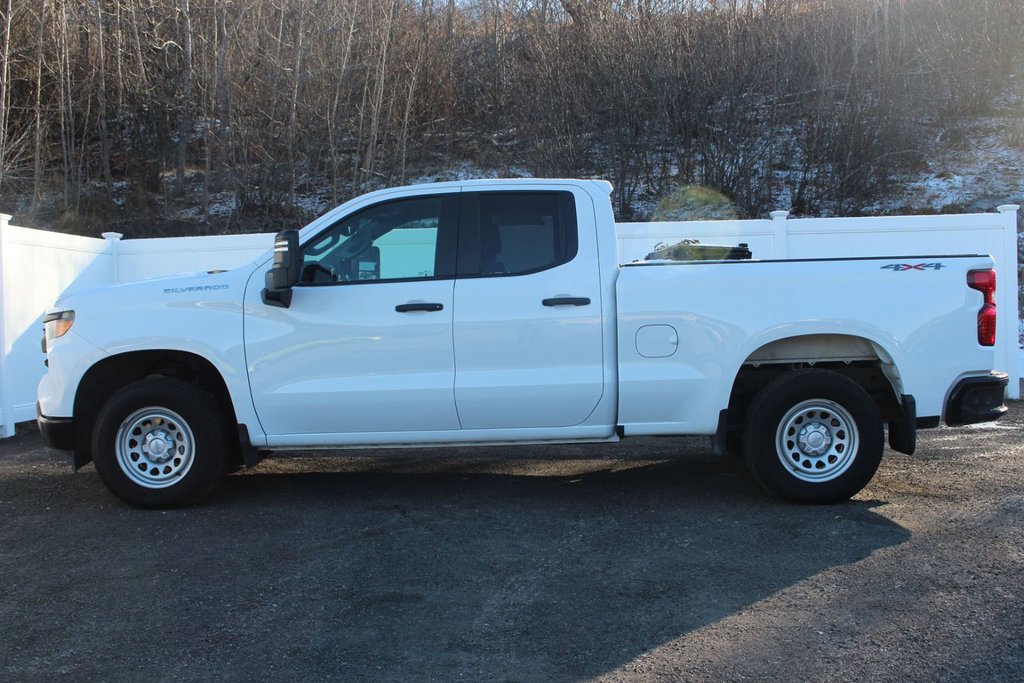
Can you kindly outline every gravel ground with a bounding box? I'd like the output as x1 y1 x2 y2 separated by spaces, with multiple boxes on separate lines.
1 401 1022 682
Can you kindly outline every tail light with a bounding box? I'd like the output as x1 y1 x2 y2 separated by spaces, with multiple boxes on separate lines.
967 269 996 346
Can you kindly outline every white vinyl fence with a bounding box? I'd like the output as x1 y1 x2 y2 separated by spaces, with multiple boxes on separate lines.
0 220 271 436
0 205 1019 437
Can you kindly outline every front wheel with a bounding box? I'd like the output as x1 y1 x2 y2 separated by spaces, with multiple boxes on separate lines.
743 370 884 504
92 378 229 508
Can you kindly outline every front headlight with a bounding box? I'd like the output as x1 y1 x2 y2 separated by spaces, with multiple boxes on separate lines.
43 310 75 348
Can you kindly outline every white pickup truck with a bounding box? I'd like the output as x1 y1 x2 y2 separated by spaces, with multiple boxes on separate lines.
36 179 1008 508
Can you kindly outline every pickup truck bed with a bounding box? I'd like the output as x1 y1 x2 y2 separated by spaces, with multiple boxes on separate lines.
616 255 999 434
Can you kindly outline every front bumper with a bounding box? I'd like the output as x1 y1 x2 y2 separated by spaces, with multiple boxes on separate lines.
945 372 1009 426
36 402 75 452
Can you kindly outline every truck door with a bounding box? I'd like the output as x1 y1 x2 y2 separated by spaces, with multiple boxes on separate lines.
453 189 605 429
245 193 461 437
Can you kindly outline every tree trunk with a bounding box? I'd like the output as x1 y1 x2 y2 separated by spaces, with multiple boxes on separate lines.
96 1 113 194
363 0 397 184
176 0 193 196
328 6 357 202
0 0 13 189
31 0 48 209
214 4 232 193
287 8 305 207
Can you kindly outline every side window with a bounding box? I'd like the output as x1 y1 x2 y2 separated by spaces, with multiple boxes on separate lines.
466 191 578 277
300 194 457 284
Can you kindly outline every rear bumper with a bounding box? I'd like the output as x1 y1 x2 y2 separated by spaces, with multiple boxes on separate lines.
36 402 76 452
945 373 1009 426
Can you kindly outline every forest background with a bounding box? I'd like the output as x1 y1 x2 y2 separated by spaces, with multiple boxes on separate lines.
0 0 1021 239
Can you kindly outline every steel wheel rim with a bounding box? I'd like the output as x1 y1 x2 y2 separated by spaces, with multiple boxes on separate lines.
115 407 195 489
775 399 859 483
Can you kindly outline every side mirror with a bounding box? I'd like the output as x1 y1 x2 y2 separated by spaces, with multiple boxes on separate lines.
261 229 301 308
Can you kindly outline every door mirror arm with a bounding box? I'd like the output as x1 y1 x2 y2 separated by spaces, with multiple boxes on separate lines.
262 229 301 308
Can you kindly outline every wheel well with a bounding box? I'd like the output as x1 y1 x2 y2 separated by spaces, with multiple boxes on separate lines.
726 336 903 432
74 351 238 462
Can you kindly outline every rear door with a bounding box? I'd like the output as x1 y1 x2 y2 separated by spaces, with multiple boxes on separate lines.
452 188 605 429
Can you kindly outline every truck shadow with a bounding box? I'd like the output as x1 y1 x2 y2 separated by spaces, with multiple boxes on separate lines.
206 447 907 680
3 440 910 680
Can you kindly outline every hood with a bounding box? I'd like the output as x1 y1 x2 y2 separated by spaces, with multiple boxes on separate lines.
52 267 251 312
46 265 258 356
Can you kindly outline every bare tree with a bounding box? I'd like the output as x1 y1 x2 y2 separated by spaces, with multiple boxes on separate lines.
0 0 1020 233
0 0 12 188
176 0 193 195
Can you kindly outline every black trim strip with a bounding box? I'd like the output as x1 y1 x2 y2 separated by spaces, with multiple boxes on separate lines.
712 409 728 456
945 372 1009 426
623 254 990 267
36 402 75 452
888 394 917 455
395 302 444 312
238 425 261 468
296 275 451 288
542 297 590 307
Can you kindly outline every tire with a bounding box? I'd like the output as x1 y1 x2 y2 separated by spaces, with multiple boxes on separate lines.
92 378 229 508
743 370 884 504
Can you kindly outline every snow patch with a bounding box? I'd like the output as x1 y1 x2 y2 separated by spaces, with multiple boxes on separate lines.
886 97 1024 213
293 194 328 216
405 162 533 185
962 421 1018 430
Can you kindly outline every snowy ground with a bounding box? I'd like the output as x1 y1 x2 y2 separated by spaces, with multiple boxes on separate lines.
886 97 1024 213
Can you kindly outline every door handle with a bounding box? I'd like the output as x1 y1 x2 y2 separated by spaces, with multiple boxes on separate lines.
395 302 444 313
542 297 591 307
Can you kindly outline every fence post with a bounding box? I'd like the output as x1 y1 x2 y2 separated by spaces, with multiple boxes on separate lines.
770 210 789 260
997 204 1020 400
102 231 124 283
0 213 12 437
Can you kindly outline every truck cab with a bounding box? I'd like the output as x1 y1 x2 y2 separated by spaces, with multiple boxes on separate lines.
245 180 620 446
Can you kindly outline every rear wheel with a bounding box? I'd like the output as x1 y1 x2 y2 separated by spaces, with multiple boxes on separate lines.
743 370 884 503
92 378 229 508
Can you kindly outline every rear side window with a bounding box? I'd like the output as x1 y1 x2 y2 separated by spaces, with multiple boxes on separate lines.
458 191 578 277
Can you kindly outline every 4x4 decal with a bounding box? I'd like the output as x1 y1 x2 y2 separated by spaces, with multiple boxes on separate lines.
881 263 945 272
